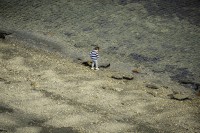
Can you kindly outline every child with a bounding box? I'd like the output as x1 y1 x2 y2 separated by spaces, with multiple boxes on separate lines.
90 46 100 70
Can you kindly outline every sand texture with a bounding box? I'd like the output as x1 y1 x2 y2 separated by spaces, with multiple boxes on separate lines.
0 0 200 133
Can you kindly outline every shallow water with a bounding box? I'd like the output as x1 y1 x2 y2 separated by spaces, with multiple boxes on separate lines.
0 0 200 90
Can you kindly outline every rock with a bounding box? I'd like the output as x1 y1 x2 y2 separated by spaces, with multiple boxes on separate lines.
0 105 14 113
123 74 134 80
0 33 5 39
146 84 159 89
132 69 140 73
111 74 123 80
169 93 191 101
0 128 7 132
111 73 134 80
0 30 12 39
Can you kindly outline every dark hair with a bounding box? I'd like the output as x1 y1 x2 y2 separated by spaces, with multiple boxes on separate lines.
94 46 99 50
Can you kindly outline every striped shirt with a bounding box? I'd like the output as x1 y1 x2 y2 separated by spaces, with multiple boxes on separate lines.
90 50 99 60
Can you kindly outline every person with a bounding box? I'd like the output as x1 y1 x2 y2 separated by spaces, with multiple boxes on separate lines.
90 46 100 70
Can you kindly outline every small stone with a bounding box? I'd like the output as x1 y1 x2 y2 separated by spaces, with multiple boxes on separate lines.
132 69 140 73
146 84 159 89
123 74 134 80
111 74 123 80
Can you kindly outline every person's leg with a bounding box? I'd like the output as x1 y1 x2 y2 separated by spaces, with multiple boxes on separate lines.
91 60 95 69
95 60 99 70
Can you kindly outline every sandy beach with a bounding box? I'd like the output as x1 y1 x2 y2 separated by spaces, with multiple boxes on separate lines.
0 0 200 133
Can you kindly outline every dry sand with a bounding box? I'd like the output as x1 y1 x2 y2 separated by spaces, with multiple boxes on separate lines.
0 37 199 133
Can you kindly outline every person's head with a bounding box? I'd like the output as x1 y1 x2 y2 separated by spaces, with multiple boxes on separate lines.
94 46 100 51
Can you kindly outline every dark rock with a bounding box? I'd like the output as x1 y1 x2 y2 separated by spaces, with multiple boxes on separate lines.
111 74 123 80
123 74 134 80
0 105 14 113
0 30 12 39
111 73 134 80
146 84 159 89
0 33 5 39
0 128 7 132
169 93 191 101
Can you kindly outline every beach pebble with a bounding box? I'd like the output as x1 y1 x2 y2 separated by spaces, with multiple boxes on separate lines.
123 74 134 80
132 69 140 73
146 84 159 89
